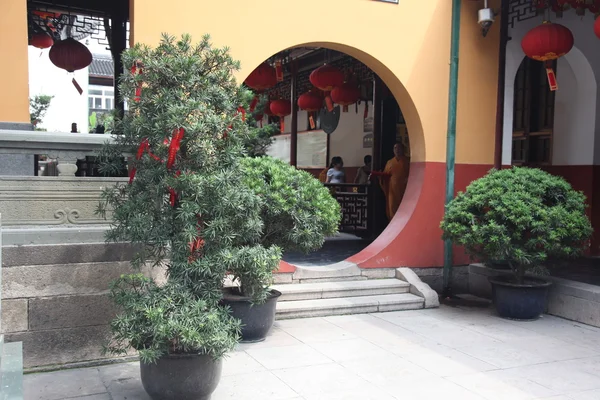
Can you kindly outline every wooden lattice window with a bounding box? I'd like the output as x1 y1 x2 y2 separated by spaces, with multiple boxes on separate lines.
512 58 556 166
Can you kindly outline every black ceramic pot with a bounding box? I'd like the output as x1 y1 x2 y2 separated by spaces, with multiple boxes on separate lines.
221 288 281 343
140 353 222 400
489 276 552 321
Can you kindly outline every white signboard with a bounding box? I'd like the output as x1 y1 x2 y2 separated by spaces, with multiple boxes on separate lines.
267 130 327 168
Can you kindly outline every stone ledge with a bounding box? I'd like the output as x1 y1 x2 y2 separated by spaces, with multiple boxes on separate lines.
2 242 138 267
5 325 112 369
28 293 117 331
468 263 600 328
2 261 165 299
396 267 440 308
1 299 28 333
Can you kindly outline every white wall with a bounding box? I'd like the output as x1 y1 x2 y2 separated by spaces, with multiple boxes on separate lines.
267 101 374 168
28 45 90 133
504 13 599 166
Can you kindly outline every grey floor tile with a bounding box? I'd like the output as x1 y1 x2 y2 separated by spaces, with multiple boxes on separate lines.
569 389 600 400
24 367 106 400
397 376 486 400
454 342 551 369
448 369 558 400
245 343 333 370
308 338 389 362
402 346 498 377
273 363 395 400
235 327 303 351
339 354 436 391
508 361 600 393
222 351 266 376
211 370 299 400
67 395 112 400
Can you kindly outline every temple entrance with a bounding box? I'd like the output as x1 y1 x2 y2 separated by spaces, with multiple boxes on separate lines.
244 47 410 267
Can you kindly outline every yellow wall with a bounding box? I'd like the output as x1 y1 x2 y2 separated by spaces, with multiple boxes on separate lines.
131 0 500 165
1 0 30 124
131 0 450 163
455 0 501 165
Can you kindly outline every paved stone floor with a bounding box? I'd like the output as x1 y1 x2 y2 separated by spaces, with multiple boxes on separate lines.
282 233 371 267
24 305 600 400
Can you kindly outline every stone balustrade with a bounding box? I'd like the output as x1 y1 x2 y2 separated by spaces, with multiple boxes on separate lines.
0 129 115 176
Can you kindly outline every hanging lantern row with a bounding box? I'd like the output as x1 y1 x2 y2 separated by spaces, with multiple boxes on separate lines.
533 0 600 16
521 21 574 91
29 32 54 49
270 99 292 132
309 64 344 111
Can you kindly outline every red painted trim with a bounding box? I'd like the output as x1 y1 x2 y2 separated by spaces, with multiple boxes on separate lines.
347 162 491 268
273 162 492 273
277 260 296 273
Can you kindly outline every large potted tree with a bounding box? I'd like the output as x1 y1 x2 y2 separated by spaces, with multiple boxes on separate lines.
98 33 277 400
441 167 592 320
221 154 341 342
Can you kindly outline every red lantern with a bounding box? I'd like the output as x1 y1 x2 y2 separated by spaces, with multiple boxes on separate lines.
331 82 360 112
244 63 277 91
521 22 574 91
595 16 600 39
298 91 322 129
310 64 344 111
245 63 277 111
297 91 322 111
270 99 291 132
264 100 275 117
29 33 54 49
49 37 92 72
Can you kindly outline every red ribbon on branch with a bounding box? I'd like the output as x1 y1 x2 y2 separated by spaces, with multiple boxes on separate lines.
188 215 205 262
167 128 185 169
130 62 143 102
168 170 182 207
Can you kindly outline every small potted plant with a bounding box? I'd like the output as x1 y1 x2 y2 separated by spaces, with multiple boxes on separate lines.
221 156 341 342
441 167 592 320
98 33 276 399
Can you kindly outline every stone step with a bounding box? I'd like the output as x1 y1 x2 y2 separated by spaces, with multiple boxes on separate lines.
1 340 23 399
275 293 424 319
272 279 410 302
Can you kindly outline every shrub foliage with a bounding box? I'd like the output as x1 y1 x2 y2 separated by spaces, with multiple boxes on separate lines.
441 167 592 283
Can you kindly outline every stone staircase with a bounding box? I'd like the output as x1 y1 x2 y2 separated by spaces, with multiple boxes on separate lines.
0 213 23 399
272 265 439 319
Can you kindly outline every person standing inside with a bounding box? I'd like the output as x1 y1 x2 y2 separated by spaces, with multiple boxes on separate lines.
370 143 409 220
326 156 346 184
354 155 372 185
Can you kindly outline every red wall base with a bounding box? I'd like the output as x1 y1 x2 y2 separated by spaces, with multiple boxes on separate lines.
540 165 600 255
347 162 491 269
278 162 600 274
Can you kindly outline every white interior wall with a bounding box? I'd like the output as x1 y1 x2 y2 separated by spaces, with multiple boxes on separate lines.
28 46 90 133
504 13 599 166
268 101 374 168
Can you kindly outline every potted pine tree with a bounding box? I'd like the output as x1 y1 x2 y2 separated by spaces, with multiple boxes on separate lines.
441 167 592 320
222 155 341 342
98 34 278 400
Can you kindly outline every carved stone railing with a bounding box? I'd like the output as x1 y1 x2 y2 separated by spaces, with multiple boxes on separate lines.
0 177 126 245
0 130 115 176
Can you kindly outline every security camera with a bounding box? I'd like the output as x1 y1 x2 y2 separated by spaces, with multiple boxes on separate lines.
478 7 495 37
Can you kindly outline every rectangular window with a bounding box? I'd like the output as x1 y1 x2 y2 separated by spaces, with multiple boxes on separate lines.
95 98 102 108
89 89 103 96
511 58 556 166
105 98 113 110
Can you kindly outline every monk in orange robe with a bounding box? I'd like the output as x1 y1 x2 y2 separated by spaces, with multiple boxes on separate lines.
371 143 409 220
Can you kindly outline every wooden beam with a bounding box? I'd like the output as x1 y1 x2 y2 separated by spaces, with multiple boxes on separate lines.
290 60 298 167
110 1 127 116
